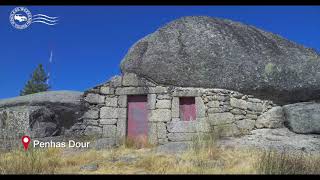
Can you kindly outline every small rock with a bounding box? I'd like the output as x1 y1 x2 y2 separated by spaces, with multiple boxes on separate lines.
118 155 138 164
80 164 98 171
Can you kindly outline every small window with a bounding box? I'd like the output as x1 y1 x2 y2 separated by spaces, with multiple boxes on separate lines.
179 97 196 121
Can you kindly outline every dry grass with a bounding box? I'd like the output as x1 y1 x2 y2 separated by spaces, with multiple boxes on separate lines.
255 148 320 174
124 136 155 149
0 134 320 174
0 147 62 174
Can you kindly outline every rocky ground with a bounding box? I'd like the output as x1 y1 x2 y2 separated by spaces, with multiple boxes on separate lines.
154 128 320 155
218 128 320 154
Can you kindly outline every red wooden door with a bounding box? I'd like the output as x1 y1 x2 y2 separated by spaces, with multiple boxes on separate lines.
127 95 148 143
179 97 196 121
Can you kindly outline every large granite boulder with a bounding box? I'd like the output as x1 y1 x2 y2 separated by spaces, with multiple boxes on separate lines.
120 16 320 104
0 91 86 138
283 102 320 134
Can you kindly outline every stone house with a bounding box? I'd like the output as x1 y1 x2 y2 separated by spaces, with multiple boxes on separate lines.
76 73 282 146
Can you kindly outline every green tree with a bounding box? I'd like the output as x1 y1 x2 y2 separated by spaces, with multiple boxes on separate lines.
20 64 50 96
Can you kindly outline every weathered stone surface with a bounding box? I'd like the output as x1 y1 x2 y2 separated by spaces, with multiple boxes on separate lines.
118 95 127 108
109 75 122 87
230 98 247 110
84 126 102 137
155 100 171 109
230 108 245 115
208 112 234 125
207 101 220 108
83 109 99 119
122 73 144 87
167 120 210 133
117 108 127 119
102 125 116 138
100 86 114 95
157 122 167 139
247 102 263 112
100 107 118 119
83 119 99 126
158 138 169 145
212 88 231 94
216 124 240 137
99 119 117 125
245 114 258 120
218 128 320 154
171 97 179 118
248 98 262 103
147 94 156 110
231 92 243 98
207 107 227 114
148 86 168 94
220 101 230 106
149 109 171 122
105 97 118 107
195 97 206 118
242 95 249 100
85 93 105 104
68 122 86 133
236 119 255 133
116 118 126 143
172 89 201 97
234 115 245 120
0 91 83 108
212 95 229 101
256 106 284 129
121 16 320 104
167 121 194 133
167 133 196 141
31 121 57 138
157 94 171 100
148 123 158 144
30 107 76 137
283 103 320 134
195 118 211 132
115 87 148 95
0 108 29 138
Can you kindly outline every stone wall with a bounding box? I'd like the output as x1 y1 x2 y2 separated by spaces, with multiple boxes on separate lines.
78 73 284 146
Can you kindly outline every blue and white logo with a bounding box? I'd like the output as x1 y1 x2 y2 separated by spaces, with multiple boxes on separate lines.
10 7 59 30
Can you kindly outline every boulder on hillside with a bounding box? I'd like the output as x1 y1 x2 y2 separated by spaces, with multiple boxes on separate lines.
120 16 320 104
283 102 320 134
0 91 86 138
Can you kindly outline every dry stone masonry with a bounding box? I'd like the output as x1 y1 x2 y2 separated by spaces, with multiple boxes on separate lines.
76 73 283 145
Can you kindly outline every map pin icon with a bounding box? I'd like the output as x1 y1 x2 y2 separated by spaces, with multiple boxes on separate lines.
22 136 31 151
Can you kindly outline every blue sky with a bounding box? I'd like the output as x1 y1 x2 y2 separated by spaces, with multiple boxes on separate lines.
0 6 319 99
